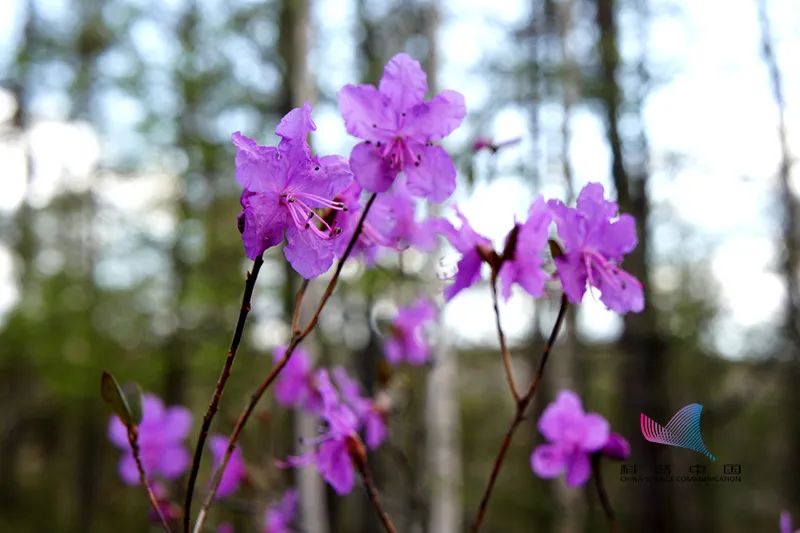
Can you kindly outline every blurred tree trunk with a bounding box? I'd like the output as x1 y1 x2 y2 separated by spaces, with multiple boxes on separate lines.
549 0 585 529
757 0 800 506
275 1 329 532
593 0 672 530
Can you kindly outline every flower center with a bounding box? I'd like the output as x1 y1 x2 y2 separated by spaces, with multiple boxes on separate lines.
376 136 422 170
583 249 628 292
281 189 347 239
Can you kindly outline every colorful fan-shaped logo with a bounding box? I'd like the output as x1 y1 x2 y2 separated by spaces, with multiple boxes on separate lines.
640 403 716 461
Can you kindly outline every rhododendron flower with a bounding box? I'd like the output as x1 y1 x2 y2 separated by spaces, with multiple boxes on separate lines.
782 512 800 533
333 180 436 263
384 299 437 365
264 489 298 533
273 345 320 412
530 390 610 487
209 434 247 499
234 103 354 279
333 367 388 449
339 53 465 201
279 370 361 494
436 199 551 301
434 209 493 301
497 196 551 299
548 182 644 313
601 432 631 460
108 393 192 485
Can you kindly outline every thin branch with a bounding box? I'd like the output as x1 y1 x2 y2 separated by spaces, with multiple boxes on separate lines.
591 455 619 533
490 275 520 402
183 254 264 531
356 455 399 533
192 193 378 532
471 294 569 532
291 279 310 336
129 427 173 532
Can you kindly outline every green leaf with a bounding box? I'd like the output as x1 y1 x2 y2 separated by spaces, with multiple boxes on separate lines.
100 371 134 428
122 382 143 425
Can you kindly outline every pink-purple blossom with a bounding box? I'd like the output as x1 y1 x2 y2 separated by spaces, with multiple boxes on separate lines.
497 196 552 300
234 103 354 279
434 209 494 301
279 370 361 494
548 182 644 313
436 199 551 301
273 345 320 412
264 489 298 533
333 179 436 263
530 390 610 487
339 53 465 202
384 299 437 365
107 393 192 485
782 512 800 533
333 367 389 449
209 434 248 499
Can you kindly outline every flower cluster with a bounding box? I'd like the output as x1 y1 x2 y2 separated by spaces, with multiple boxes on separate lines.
436 182 644 313
530 390 629 487
273 346 388 494
107 393 192 485
235 53 465 279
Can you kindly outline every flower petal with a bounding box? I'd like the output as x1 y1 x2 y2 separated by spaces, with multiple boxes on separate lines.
404 90 466 141
338 84 395 141
276 102 316 149
596 213 638 261
596 265 644 314
530 443 566 479
538 390 585 442
232 132 286 193
444 250 483 301
554 254 589 305
283 225 336 279
349 142 396 193
402 143 456 203
379 53 428 112
317 439 354 495
579 413 611 452
239 191 285 259
564 450 592 487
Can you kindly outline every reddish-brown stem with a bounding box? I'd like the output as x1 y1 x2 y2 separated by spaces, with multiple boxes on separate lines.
490 275 520 402
592 455 619 533
182 254 264 531
471 294 569 532
128 427 173 532
192 193 378 532
356 457 399 533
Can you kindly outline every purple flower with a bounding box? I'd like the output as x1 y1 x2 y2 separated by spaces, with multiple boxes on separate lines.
234 103 354 279
338 53 466 202
333 180 435 263
279 370 360 495
333 367 389 450
436 199 551 301
273 345 320 412
497 196 551 300
217 524 234 533
601 432 631 461
209 434 247 499
434 208 494 301
782 512 800 533
530 390 610 487
264 489 298 533
108 393 192 485
548 182 644 313
384 299 437 365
